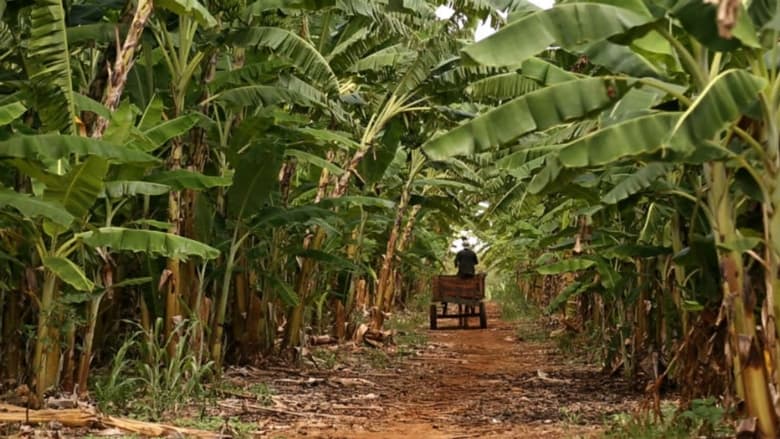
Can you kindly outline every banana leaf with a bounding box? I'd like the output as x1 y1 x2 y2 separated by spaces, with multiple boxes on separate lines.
77 227 220 260
0 135 159 163
0 188 74 226
43 256 94 291
422 78 621 160
461 2 654 67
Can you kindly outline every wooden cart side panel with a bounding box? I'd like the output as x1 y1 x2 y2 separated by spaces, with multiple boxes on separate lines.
432 274 485 302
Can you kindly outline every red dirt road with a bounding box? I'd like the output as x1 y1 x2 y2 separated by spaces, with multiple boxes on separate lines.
259 302 641 438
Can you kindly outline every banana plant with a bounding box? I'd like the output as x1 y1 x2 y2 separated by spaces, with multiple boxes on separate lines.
0 131 219 403
422 0 780 434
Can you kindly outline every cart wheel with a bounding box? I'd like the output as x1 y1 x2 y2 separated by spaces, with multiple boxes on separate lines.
429 304 437 330
479 302 487 329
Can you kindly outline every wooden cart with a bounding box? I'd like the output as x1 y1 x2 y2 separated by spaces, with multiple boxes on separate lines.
430 273 487 330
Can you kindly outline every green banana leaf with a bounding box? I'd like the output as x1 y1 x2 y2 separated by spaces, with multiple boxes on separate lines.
394 37 453 96
466 72 542 102
422 78 621 160
267 275 301 307
461 1 654 67
0 188 74 226
749 0 780 31
0 135 159 163
145 170 232 191
358 119 402 185
212 85 302 109
67 23 129 45
28 0 76 134
126 219 173 230
718 235 763 253
227 143 283 219
156 0 218 28
319 196 396 210
276 76 348 122
73 93 111 119
142 114 201 150
348 44 416 72
244 0 335 15
77 227 220 260
286 149 345 175
545 281 592 315
520 57 577 84
252 205 336 227
296 128 360 150
673 0 760 51
413 178 479 191
44 156 108 218
293 249 367 273
578 40 665 78
601 244 672 259
0 102 26 126
536 258 595 275
602 162 672 204
669 69 766 152
43 256 94 292
559 113 680 167
232 27 339 94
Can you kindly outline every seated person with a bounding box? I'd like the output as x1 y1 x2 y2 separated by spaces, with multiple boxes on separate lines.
455 238 478 278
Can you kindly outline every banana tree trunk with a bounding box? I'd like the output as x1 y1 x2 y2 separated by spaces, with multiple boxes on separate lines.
371 206 406 330
284 95 404 347
391 205 421 308
706 162 777 437
61 323 77 393
183 51 217 318
284 151 334 349
76 294 102 396
765 199 780 395
670 213 688 333
32 271 59 404
372 199 419 331
1 286 21 381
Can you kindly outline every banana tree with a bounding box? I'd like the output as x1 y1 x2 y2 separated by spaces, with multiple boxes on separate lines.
0 132 219 403
421 0 780 435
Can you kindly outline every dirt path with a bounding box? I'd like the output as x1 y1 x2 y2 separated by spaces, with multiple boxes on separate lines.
230 302 642 438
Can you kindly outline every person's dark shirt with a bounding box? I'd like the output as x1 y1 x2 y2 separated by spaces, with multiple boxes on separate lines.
455 247 478 276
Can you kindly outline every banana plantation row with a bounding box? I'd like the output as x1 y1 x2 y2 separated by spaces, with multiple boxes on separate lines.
3 0 780 435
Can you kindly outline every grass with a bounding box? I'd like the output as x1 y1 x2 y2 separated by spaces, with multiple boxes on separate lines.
364 348 392 368
387 289 430 355
490 277 540 323
173 415 257 437
602 399 733 438
247 382 274 406
210 380 275 406
388 312 428 350
91 318 213 420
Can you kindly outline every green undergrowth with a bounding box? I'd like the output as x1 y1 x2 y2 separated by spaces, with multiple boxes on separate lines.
173 415 257 437
491 277 540 323
308 292 431 371
388 289 430 349
91 319 213 420
602 399 733 438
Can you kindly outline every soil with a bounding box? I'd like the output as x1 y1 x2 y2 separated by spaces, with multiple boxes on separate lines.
217 302 643 438
2 302 645 438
